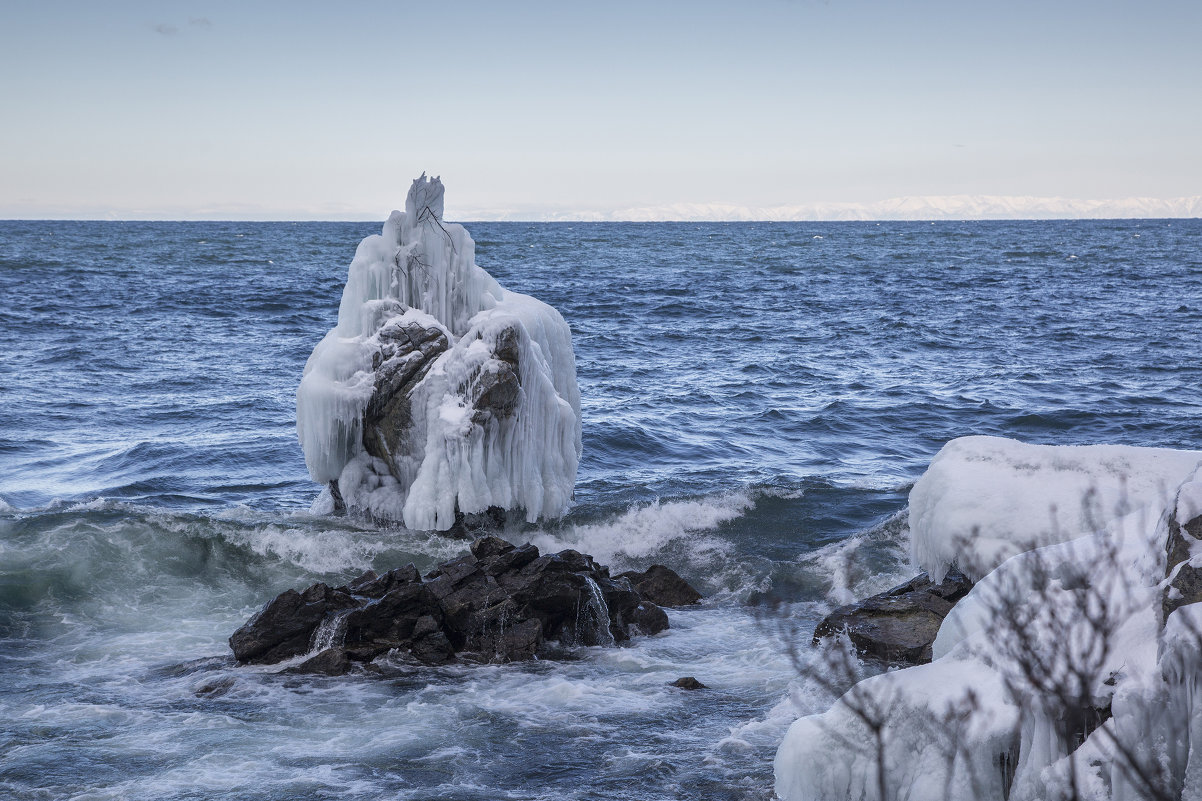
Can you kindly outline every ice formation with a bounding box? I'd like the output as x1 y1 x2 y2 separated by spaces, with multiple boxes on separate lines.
775 441 1202 801
909 435 1202 583
296 175 581 530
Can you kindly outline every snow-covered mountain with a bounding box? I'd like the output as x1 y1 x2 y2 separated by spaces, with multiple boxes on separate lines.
454 195 1202 222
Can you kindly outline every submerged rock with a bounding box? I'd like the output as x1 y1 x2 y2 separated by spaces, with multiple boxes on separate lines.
229 536 682 675
812 570 973 666
671 676 708 690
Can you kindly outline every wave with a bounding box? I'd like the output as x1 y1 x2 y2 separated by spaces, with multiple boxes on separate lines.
528 491 753 571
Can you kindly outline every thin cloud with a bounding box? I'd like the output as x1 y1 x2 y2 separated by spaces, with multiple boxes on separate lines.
150 18 212 36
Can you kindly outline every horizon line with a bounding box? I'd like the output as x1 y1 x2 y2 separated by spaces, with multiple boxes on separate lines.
3 193 1200 224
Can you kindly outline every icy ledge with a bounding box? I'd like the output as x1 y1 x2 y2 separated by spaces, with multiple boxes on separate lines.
910 435 1202 583
775 438 1202 801
296 175 581 530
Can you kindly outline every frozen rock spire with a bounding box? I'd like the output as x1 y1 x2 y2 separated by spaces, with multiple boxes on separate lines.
296 175 581 530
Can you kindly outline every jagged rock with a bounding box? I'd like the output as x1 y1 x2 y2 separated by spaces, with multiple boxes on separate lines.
230 536 674 675
671 676 707 690
617 565 702 607
445 506 509 540
1163 509 1202 621
361 313 450 472
466 326 521 425
812 570 973 666
229 582 358 664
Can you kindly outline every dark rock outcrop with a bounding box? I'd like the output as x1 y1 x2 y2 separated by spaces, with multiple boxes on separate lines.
812 570 973 666
229 582 358 664
1163 506 1202 622
362 311 450 473
465 326 521 425
230 535 682 675
618 565 703 607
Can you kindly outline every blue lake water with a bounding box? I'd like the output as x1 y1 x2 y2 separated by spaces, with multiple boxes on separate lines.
1 218 1200 799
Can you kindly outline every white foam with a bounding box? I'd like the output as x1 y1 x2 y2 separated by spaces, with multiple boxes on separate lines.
528 492 751 568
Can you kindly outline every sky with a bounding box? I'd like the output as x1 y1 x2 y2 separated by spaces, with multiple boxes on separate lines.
1 0 1199 220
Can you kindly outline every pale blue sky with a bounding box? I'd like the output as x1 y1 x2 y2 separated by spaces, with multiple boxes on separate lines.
2 0 1199 219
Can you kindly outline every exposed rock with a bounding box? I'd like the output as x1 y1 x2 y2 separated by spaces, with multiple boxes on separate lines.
617 564 702 607
445 506 509 540
466 326 522 425
671 676 707 690
288 647 351 676
328 480 347 515
230 536 673 675
1163 509 1202 621
229 582 358 664
812 570 973 666
361 312 450 474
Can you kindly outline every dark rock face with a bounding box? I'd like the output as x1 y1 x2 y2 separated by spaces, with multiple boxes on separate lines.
465 326 521 425
229 535 680 675
229 582 358 664
617 565 702 608
812 570 973 666
361 312 450 473
1163 509 1202 622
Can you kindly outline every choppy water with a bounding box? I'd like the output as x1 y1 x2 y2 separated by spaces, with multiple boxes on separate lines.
1 218 1200 799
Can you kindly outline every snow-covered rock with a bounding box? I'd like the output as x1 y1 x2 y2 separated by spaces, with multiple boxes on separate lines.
909 436 1202 583
774 443 1202 801
296 175 581 530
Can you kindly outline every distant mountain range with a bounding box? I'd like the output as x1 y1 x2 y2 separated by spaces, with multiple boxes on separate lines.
458 195 1202 222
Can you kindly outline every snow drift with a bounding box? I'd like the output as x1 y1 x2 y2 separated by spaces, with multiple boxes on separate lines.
909 436 1202 583
775 437 1202 801
296 175 581 530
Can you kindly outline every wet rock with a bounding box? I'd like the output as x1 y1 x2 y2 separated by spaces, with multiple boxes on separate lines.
229 582 358 664
288 647 351 676
194 676 236 698
671 676 707 690
618 565 702 607
231 536 680 674
812 570 973 666
446 506 509 540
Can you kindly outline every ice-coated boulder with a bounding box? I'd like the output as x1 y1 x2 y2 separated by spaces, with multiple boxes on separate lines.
908 435 1202 583
296 175 581 530
775 445 1202 801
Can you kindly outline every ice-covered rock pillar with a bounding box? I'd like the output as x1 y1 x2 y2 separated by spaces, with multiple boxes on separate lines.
296 175 582 530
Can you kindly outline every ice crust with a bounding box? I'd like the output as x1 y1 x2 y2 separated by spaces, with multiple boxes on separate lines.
909 435 1202 583
775 444 1202 801
296 175 581 530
